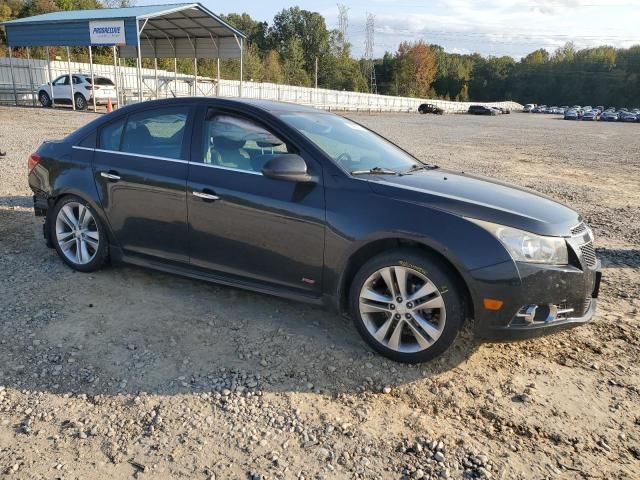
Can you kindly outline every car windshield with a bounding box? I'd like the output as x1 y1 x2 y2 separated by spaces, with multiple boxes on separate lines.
279 112 419 173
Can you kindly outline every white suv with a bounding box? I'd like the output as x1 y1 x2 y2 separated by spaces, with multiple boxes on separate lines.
38 74 117 110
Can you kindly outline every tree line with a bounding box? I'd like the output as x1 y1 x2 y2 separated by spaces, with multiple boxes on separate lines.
2 1 640 106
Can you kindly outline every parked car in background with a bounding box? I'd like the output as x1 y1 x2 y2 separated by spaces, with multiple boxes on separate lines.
523 104 536 112
601 110 619 121
27 97 602 363
618 111 637 122
468 105 498 115
495 107 511 114
548 106 559 114
582 109 599 121
38 74 117 110
564 109 581 120
418 103 444 115
532 105 546 113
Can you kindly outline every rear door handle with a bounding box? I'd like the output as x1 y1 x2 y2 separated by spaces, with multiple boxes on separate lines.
100 171 121 181
193 191 220 201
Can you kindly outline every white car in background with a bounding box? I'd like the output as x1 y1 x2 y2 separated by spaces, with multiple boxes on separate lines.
38 74 117 110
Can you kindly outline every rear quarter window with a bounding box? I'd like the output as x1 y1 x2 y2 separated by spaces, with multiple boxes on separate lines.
99 117 125 151
78 131 96 148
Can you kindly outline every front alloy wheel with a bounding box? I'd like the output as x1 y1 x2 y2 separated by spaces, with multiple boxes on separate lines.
359 266 446 353
75 94 87 110
52 197 108 272
350 250 463 363
39 91 52 107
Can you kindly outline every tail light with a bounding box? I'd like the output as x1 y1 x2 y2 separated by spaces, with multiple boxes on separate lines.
86 85 100 90
28 152 41 174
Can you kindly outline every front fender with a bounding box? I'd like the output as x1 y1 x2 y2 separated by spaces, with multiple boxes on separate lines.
323 183 513 310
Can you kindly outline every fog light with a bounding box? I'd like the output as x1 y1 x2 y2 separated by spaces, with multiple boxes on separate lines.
516 304 538 324
516 304 575 324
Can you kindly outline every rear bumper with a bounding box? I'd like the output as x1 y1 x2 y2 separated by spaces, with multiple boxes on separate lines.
90 96 118 105
469 258 602 341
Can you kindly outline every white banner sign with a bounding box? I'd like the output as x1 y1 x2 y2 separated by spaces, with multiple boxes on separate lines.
89 20 126 46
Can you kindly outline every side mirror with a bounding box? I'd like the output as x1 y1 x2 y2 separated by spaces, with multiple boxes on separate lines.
262 154 314 182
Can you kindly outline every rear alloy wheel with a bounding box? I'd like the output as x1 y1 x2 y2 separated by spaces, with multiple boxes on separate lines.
39 91 52 107
74 93 87 111
350 250 464 363
51 197 108 272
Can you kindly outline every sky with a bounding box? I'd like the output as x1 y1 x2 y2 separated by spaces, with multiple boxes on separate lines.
137 0 640 58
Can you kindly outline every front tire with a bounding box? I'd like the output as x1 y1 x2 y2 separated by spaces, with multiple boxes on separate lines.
39 90 52 107
51 196 108 272
349 249 464 363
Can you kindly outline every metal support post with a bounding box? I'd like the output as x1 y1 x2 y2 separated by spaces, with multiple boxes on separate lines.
88 46 97 112
46 47 55 107
8 47 18 106
26 47 35 106
66 47 75 110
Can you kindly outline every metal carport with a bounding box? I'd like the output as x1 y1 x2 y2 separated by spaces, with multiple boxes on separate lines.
1 3 246 110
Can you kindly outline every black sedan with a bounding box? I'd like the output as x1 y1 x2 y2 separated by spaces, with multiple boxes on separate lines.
28 98 601 363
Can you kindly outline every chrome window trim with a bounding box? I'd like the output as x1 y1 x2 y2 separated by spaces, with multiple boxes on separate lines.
72 146 189 164
189 162 263 176
72 145 263 175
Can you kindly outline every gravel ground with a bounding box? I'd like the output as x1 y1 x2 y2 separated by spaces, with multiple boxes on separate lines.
0 106 639 479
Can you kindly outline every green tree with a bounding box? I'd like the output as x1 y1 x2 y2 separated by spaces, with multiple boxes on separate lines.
268 7 329 82
282 37 310 86
220 12 268 52
262 49 284 83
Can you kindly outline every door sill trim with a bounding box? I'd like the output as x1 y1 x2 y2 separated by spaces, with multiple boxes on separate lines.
111 247 323 306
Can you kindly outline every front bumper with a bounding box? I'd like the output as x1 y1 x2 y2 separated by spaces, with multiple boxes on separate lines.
470 256 602 341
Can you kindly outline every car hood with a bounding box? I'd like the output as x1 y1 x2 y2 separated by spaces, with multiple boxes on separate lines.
365 169 580 237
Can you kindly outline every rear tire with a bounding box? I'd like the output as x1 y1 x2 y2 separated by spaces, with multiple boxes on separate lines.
51 196 108 272
349 249 464 363
74 93 87 111
39 90 52 107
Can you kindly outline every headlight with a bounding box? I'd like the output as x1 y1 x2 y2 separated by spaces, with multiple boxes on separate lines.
470 219 568 265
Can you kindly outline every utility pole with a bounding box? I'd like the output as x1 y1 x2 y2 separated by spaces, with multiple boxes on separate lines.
337 4 349 48
364 13 377 94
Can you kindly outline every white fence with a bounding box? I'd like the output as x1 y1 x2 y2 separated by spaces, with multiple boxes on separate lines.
0 57 523 113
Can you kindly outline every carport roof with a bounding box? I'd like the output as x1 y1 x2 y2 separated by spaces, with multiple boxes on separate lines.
1 3 246 56
1 3 245 38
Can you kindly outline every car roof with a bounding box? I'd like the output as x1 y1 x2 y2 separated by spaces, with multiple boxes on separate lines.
64 97 325 144
118 97 323 114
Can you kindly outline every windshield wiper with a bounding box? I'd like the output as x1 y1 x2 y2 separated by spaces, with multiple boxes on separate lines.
351 166 400 176
404 163 439 174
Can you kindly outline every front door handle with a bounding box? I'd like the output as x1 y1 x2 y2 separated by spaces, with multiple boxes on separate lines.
100 171 121 181
193 191 220 201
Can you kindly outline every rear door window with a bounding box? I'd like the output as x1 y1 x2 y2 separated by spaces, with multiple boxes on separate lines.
121 107 188 160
